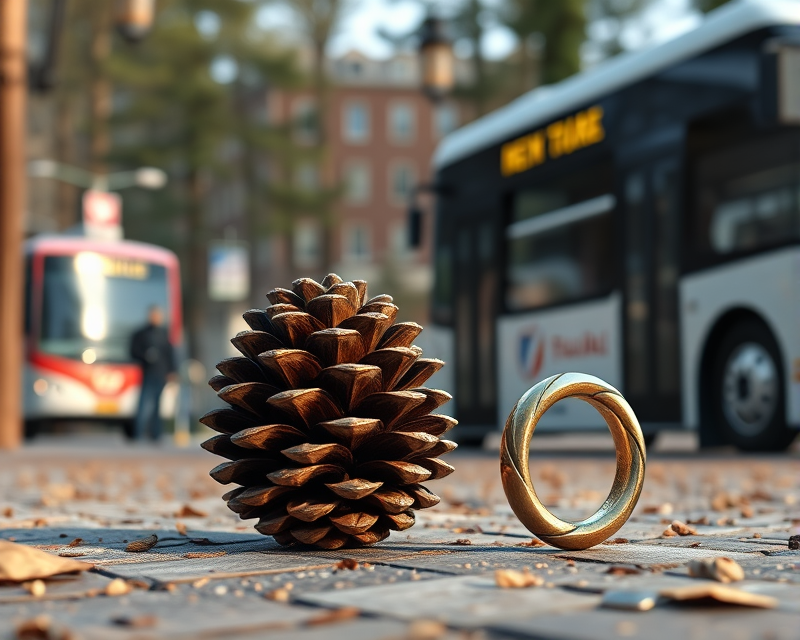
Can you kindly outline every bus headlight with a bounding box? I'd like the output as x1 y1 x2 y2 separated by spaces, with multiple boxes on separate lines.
33 378 49 396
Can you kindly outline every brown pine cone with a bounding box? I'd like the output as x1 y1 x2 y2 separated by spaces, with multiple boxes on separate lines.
200 274 457 549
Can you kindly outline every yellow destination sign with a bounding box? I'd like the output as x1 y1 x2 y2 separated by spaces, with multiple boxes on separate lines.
501 106 605 177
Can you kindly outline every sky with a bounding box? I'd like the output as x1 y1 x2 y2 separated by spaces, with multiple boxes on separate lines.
255 0 705 63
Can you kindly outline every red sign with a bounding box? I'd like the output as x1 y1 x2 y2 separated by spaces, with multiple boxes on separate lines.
82 190 122 227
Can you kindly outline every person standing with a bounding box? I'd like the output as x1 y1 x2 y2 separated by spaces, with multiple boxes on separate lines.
129 305 176 442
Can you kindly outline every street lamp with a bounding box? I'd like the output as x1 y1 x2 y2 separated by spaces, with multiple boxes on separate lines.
115 0 156 43
418 16 455 102
28 159 168 191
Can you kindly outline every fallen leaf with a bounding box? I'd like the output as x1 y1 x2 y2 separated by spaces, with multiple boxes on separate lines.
111 614 158 628
661 528 677 537
407 620 447 640
125 535 158 553
67 538 82 548
192 578 210 588
334 558 359 571
740 506 754 519
2 507 13 518
0 540 92 582
516 538 546 548
175 522 188 536
105 578 133 596
450 539 471 545
15 614 55 639
306 606 360 626
788 535 799 550
175 505 207 518
686 516 709 526
22 580 46 597
688 557 744 583
495 568 544 588
605 565 641 575
670 520 697 536
603 538 629 545
265 587 291 602
659 584 777 608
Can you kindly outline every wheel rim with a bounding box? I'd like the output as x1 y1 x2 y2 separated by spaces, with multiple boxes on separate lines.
721 342 778 437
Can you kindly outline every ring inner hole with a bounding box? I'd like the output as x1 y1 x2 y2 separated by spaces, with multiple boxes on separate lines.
527 397 619 522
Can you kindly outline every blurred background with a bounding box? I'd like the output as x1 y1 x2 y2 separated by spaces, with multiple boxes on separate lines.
4 0 799 453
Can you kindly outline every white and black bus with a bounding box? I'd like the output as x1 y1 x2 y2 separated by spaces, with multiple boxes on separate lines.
426 0 800 451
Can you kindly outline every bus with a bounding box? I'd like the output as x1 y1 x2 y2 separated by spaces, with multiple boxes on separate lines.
428 0 800 451
23 235 182 438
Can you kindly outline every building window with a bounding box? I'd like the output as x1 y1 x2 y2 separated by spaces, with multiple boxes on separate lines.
343 162 371 204
389 102 415 143
292 99 318 144
389 222 413 258
434 103 459 137
389 162 415 204
293 219 322 268
295 163 319 191
343 102 369 143
344 223 371 261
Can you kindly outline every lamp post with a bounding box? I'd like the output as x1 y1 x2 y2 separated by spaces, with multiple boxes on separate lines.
28 160 168 191
418 16 455 102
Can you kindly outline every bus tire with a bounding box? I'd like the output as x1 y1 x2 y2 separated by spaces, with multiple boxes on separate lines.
712 320 796 452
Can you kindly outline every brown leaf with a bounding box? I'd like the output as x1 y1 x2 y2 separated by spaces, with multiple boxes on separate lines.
105 578 133 596
334 558 359 571
495 568 544 588
67 538 82 547
111 614 158 628
175 522 188 536
2 507 13 518
0 540 92 582
670 520 697 536
659 584 776 608
176 504 207 518
450 539 472 546
606 566 641 575
15 614 55 639
688 557 744 583
125 535 158 553
306 606 360 626
516 538 546 548
265 587 291 602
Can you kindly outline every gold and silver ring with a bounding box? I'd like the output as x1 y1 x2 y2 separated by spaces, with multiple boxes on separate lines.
500 373 646 550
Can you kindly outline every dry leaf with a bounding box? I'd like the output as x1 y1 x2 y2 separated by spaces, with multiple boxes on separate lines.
495 568 544 588
670 520 697 536
659 584 777 608
67 538 82 548
175 522 188 536
688 557 744 583
0 540 92 582
15 614 55 639
265 587 291 602
175 505 207 518
306 606 360 626
740 506 754 519
605 565 641 575
192 578 210 588
604 538 629 545
516 538 546 548
450 539 471 545
788 535 799 550
111 614 158 628
125 535 158 553
2 507 13 518
105 578 133 596
334 558 359 570
408 620 447 640
661 528 677 537
22 580 46 597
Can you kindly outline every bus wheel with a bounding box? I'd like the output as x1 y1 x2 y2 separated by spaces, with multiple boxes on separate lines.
712 320 795 452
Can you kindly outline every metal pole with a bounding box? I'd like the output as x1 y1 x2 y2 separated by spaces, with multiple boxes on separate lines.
0 0 28 449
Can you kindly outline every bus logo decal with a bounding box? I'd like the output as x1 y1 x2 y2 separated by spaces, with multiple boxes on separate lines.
519 328 545 380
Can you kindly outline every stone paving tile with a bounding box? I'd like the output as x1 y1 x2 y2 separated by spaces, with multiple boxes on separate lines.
0 588 316 640
299 575 602 628
489 606 800 640
635 536 783 554
553 542 758 566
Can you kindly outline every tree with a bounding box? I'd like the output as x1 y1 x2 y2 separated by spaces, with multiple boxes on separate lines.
693 0 731 13
497 0 586 87
587 0 653 60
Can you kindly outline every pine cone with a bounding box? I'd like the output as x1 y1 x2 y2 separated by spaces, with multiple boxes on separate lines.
200 274 457 549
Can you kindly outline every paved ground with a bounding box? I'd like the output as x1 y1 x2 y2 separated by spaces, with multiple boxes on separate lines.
0 431 798 639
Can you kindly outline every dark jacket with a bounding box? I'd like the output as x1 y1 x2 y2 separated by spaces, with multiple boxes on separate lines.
130 324 176 382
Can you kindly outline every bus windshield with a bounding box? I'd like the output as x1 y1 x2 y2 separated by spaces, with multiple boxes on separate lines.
38 253 169 363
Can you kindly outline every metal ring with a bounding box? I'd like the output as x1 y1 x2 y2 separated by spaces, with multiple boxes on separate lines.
500 372 646 550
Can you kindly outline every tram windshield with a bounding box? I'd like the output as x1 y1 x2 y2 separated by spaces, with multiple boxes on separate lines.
38 253 169 363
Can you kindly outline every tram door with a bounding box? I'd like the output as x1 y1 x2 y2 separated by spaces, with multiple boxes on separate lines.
622 153 682 423
454 209 499 438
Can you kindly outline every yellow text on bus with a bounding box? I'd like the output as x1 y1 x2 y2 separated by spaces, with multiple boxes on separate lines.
501 106 605 177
